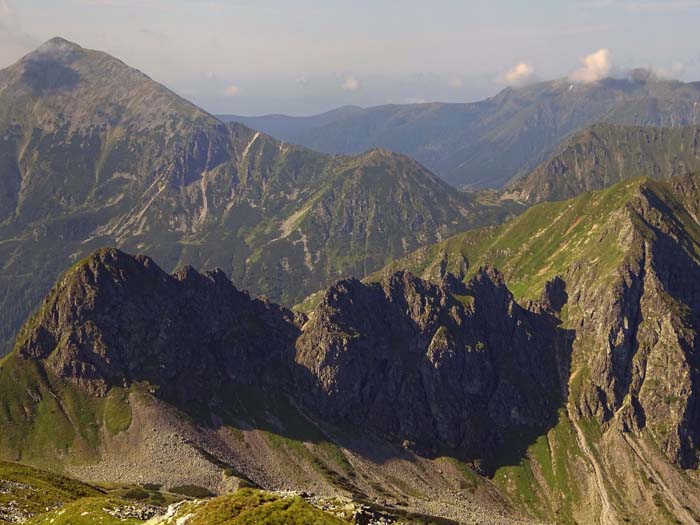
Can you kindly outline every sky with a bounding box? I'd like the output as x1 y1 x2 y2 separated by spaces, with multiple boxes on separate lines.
1 0 699 115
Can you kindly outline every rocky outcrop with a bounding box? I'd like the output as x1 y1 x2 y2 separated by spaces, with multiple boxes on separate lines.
294 270 570 461
567 182 700 468
16 248 300 403
13 247 570 466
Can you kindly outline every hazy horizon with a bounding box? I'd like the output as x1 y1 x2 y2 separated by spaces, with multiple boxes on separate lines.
2 0 700 116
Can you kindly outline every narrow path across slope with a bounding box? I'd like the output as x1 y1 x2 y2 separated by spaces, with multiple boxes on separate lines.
569 413 617 525
621 434 697 525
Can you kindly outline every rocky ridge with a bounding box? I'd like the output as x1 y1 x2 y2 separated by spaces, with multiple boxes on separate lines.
8 174 700 524
507 123 700 203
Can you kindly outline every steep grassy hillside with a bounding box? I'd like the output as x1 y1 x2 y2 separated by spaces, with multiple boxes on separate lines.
369 175 700 523
0 38 518 353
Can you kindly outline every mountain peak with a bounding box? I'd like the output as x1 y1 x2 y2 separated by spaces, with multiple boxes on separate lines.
32 37 84 59
40 36 82 49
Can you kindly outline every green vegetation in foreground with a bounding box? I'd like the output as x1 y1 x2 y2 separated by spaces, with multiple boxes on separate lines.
0 350 135 467
150 488 348 525
27 497 144 525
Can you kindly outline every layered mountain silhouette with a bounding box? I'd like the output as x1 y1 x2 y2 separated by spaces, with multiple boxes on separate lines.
222 75 700 189
0 38 518 353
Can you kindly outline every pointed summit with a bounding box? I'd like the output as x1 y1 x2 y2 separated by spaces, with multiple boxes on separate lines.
37 36 83 52
27 37 85 63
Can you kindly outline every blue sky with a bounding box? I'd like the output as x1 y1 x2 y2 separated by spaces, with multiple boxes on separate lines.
1 0 699 115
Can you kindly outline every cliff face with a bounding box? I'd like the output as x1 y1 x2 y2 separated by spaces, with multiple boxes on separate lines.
294 270 570 461
13 248 569 467
566 182 700 469
366 175 700 523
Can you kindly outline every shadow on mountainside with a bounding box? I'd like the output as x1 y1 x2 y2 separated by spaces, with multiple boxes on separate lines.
9 247 574 493
188 271 575 479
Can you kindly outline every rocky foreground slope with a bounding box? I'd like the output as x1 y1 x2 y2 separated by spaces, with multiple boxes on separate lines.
0 37 517 353
4 177 700 524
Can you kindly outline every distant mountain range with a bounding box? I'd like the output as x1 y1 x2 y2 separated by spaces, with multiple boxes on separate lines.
0 38 517 352
221 75 700 189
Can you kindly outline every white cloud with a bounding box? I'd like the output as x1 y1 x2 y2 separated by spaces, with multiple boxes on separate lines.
570 48 612 83
0 0 13 18
224 84 241 96
504 62 535 85
341 75 360 91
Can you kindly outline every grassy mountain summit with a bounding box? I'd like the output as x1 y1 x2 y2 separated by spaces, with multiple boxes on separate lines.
507 123 700 204
222 75 700 188
0 37 518 353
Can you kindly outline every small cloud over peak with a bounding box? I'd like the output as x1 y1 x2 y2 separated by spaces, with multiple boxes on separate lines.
447 75 463 89
341 75 360 91
224 84 241 96
504 62 535 85
651 62 685 79
570 48 612 83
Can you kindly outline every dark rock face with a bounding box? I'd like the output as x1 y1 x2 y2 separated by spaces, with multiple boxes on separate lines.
17 248 300 404
15 248 573 466
569 185 700 468
294 269 571 459
12 200 700 483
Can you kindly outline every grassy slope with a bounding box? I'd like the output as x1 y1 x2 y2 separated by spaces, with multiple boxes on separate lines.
0 350 132 468
0 459 351 525
150 489 348 525
0 461 100 522
370 177 646 303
